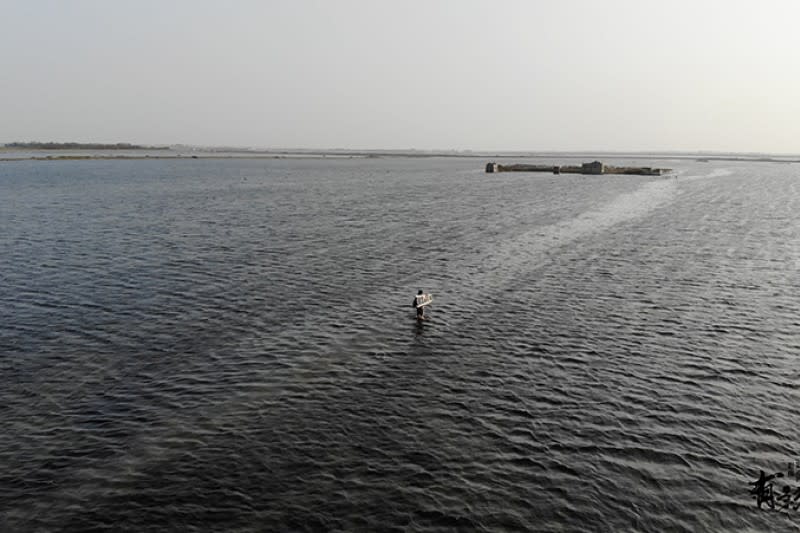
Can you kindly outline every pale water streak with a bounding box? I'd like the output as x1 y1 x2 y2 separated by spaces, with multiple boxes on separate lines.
1 157 799 532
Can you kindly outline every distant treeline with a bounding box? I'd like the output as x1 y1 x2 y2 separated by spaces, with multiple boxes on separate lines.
4 142 168 150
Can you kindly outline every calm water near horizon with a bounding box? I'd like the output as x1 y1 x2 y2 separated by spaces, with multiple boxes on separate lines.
2 156 799 531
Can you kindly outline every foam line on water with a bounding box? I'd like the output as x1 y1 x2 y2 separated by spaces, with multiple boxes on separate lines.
425 166 737 325
677 167 733 182
379 168 732 329
450 180 669 308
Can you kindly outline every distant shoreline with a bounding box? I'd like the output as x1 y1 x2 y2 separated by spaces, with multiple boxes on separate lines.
3 142 168 150
1 150 798 164
0 154 368 162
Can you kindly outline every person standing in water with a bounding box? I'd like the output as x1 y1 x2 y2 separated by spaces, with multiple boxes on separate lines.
412 289 426 320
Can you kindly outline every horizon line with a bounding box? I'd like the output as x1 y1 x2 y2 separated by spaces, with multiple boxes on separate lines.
3 141 800 158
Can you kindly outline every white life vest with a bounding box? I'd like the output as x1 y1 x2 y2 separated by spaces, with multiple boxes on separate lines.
415 294 426 306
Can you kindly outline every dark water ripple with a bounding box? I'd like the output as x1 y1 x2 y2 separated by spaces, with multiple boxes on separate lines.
2 158 800 531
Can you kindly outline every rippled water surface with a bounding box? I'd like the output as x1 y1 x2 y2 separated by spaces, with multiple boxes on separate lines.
2 157 800 531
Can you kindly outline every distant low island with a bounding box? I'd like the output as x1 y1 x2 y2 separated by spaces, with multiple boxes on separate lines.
3 142 167 150
485 160 671 176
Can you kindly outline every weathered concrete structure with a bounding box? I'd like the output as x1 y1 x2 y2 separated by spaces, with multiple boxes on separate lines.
582 161 605 174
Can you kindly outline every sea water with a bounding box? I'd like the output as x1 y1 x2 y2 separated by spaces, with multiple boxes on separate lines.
1 156 799 531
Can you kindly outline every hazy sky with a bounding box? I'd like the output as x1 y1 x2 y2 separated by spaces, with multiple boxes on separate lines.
2 0 799 152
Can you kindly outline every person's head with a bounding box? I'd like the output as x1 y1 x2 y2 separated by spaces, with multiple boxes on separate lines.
418 290 423 294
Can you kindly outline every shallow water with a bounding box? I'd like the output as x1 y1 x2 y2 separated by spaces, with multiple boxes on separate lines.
2 157 799 531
